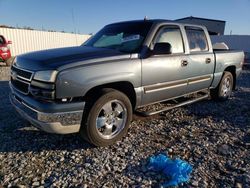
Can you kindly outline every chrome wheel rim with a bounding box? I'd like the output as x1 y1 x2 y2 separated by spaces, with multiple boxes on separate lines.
221 76 232 97
95 100 127 139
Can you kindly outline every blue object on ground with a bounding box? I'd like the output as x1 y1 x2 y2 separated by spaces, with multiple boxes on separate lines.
148 154 192 187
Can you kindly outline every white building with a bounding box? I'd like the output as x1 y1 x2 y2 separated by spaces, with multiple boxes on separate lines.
0 28 90 56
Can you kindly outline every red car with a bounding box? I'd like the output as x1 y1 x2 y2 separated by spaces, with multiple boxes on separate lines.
0 35 12 64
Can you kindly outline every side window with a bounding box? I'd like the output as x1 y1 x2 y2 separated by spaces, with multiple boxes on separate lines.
154 26 184 54
185 27 208 52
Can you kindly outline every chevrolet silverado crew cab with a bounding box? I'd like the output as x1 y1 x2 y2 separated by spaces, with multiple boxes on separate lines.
10 20 244 146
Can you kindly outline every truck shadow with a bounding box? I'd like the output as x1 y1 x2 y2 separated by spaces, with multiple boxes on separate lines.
0 81 94 153
0 127 94 153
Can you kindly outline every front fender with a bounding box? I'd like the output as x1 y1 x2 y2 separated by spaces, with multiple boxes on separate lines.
56 59 141 98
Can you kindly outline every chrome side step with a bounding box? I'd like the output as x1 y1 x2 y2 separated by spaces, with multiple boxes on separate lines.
135 93 209 117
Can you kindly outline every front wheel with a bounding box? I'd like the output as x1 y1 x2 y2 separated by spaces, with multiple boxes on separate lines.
80 89 132 146
210 71 234 101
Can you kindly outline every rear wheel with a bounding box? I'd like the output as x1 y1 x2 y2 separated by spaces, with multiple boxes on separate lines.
210 71 233 100
80 89 132 146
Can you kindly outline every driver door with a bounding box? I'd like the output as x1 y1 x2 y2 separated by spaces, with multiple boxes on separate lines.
141 25 189 105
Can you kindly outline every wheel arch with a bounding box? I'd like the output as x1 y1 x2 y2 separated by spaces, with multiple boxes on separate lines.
224 66 236 90
84 81 137 110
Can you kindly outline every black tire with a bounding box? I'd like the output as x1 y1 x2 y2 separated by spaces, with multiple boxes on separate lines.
80 89 132 146
210 71 234 101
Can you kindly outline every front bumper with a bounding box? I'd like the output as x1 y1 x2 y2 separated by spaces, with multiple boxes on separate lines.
9 91 85 134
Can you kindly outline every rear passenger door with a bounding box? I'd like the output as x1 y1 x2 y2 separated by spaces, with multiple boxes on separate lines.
184 26 215 93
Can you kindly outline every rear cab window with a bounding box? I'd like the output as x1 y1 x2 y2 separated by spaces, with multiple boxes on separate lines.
185 26 208 53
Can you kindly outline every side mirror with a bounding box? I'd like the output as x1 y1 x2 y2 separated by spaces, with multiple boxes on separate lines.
7 40 12 44
153 42 172 55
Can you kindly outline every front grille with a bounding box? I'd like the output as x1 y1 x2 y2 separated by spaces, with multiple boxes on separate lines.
11 77 30 94
11 65 33 81
10 65 33 94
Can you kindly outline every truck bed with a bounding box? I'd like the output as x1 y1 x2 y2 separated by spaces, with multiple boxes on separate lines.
211 50 244 89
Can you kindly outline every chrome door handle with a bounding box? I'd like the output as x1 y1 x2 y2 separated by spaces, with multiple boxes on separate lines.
206 58 211 64
181 60 189 66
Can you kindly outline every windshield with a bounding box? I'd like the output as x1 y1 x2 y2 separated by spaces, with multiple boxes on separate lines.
83 22 153 53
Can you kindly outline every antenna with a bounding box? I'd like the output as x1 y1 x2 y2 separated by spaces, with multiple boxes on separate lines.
71 9 78 45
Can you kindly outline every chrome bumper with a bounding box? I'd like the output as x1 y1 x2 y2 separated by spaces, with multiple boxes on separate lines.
9 93 84 134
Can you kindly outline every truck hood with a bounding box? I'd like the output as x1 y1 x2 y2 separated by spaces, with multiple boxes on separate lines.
15 46 131 71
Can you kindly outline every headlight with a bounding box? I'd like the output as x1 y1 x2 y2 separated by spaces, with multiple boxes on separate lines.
33 70 58 83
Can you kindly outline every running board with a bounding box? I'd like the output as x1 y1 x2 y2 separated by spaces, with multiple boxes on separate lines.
136 94 209 117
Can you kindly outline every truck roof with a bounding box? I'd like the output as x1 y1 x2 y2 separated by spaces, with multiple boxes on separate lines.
108 19 173 25
107 19 206 29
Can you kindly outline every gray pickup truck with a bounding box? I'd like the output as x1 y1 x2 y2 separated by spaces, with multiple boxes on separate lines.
10 20 244 146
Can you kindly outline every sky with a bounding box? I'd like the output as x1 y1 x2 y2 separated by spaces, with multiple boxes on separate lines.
0 0 250 35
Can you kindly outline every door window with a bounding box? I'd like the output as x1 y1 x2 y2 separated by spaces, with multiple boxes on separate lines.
154 26 184 54
185 27 208 52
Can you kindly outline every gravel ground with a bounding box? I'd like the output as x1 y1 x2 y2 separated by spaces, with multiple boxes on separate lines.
0 70 250 188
